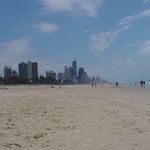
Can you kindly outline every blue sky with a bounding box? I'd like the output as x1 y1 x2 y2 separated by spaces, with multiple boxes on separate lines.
0 0 150 82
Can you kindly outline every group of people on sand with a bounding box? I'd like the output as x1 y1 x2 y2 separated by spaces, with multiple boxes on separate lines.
0 86 8 89
91 83 97 87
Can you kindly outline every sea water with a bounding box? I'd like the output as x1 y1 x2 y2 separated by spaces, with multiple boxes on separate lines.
125 82 150 88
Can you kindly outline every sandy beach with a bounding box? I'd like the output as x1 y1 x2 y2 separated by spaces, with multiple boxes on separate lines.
0 84 150 150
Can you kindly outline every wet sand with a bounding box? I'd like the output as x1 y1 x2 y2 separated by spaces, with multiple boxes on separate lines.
0 84 150 150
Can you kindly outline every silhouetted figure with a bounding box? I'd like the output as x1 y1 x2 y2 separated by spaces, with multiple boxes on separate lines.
116 82 118 87
140 80 144 88
92 83 94 87
143 81 145 87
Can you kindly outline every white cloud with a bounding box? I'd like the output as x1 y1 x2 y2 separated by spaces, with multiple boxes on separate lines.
139 40 150 55
91 31 115 52
0 39 34 76
119 9 150 25
0 39 34 57
34 22 58 34
143 0 150 4
37 0 104 17
90 25 131 52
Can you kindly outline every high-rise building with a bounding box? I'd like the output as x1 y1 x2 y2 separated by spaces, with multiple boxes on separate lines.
46 70 56 79
72 59 77 78
64 66 71 81
18 62 28 78
27 61 32 79
32 62 38 79
78 67 87 84
18 61 38 79
69 66 73 78
4 66 12 79
78 67 84 83
57 73 64 83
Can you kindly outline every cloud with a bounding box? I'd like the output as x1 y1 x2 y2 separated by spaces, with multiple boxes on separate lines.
0 39 34 57
90 25 131 52
143 0 150 4
0 39 34 76
37 0 104 17
34 22 58 34
138 40 150 55
119 9 150 25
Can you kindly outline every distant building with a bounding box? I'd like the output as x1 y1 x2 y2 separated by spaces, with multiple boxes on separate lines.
46 70 56 79
72 59 77 78
18 61 38 79
86 76 91 84
96 76 101 83
69 66 73 78
12 70 18 77
4 66 12 79
32 62 38 79
18 62 28 78
57 73 64 83
64 66 71 81
78 67 87 84
27 61 33 79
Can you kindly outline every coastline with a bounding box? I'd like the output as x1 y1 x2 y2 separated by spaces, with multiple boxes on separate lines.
0 84 150 150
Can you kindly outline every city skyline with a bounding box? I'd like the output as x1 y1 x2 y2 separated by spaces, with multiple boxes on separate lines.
1 0 150 82
3 59 101 84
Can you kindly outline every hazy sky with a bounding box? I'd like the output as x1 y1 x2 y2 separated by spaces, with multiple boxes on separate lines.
0 0 150 82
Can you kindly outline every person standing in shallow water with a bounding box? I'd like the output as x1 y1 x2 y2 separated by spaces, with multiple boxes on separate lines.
116 82 118 87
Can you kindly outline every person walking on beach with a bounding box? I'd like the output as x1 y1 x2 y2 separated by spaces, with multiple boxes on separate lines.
143 81 145 87
116 82 118 87
140 80 144 88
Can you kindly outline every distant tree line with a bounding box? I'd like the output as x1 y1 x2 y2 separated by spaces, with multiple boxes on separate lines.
0 76 60 85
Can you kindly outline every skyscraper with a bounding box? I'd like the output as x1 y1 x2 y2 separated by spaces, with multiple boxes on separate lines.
18 61 38 79
78 67 87 84
72 59 77 78
4 66 12 79
64 66 71 81
18 62 28 78
78 67 84 83
46 70 56 79
27 61 32 79
57 73 64 83
32 62 38 79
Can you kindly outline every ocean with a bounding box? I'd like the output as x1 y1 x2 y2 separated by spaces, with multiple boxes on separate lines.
125 82 150 88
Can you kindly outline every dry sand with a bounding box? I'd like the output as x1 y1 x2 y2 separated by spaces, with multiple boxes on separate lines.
0 84 150 150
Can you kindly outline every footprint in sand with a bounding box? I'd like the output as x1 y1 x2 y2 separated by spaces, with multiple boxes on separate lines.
3 143 22 148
